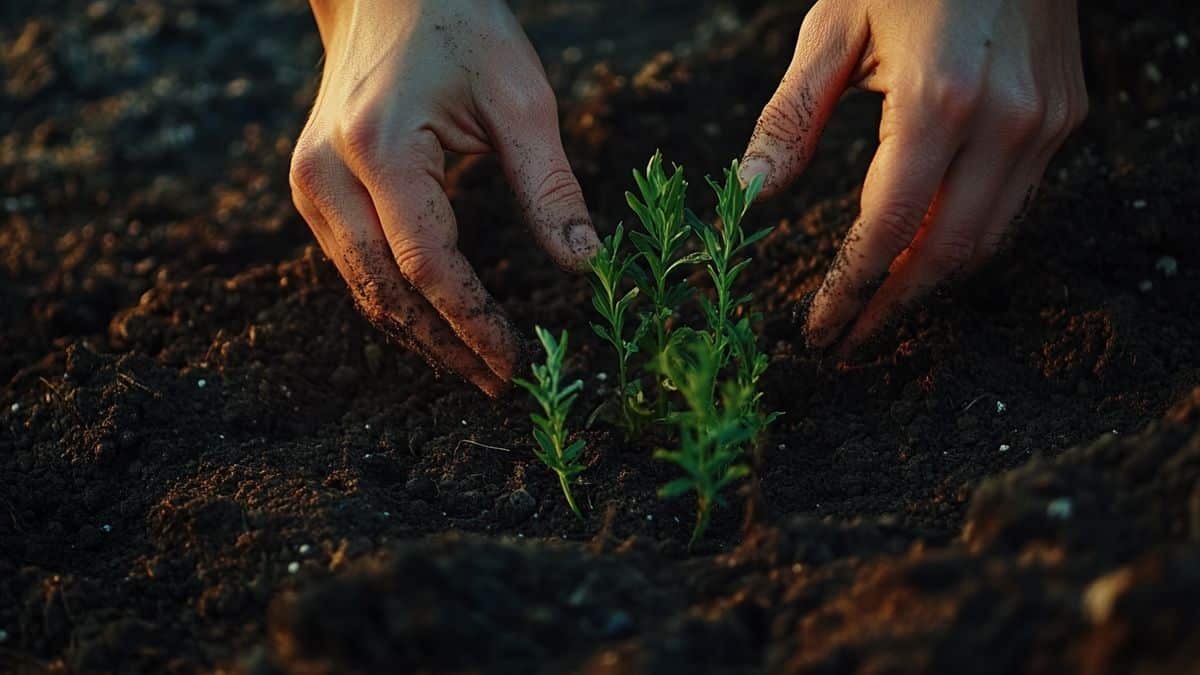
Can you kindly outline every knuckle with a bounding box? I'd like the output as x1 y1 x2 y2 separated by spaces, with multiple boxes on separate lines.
999 93 1046 142
873 199 929 250
393 242 445 289
928 73 984 127
500 79 557 122
288 139 330 201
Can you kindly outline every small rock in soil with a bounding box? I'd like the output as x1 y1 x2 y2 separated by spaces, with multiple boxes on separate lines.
500 489 537 524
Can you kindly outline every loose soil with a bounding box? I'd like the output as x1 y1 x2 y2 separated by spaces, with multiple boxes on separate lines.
3 1 1200 673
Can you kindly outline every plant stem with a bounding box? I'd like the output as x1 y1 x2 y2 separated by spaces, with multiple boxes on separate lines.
690 494 712 549
557 470 582 519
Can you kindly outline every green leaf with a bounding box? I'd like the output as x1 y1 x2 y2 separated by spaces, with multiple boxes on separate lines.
658 477 695 499
738 226 774 251
563 438 586 463
532 428 554 453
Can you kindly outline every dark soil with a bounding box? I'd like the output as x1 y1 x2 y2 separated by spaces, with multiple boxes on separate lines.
3 1 1200 673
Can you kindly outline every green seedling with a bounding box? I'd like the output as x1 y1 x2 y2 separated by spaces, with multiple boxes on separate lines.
655 331 755 547
625 151 708 416
690 160 779 438
687 160 771 359
589 223 650 432
514 327 587 518
525 153 781 543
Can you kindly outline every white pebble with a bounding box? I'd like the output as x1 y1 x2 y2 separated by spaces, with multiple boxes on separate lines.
777 443 787 450
461 419 468 426
9 403 18 413
364 424 371 430
287 561 300 574
1156 256 1179 277
363 453 373 460
1047 497 1073 520
646 514 653 521
596 372 608 382
196 379 207 389
101 524 112 533
380 511 390 518
298 544 312 555
996 401 1007 414
999 444 1010 453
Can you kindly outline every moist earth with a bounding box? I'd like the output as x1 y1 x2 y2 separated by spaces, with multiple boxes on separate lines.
2 1 1200 673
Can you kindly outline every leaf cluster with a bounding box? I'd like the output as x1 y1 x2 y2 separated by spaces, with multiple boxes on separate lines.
513 327 587 517
518 153 782 542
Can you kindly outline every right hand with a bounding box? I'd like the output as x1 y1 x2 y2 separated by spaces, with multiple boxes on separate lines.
290 0 599 397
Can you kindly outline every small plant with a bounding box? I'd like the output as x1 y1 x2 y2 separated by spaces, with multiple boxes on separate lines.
589 223 649 432
691 161 780 440
514 327 587 518
624 152 706 416
518 153 780 544
655 331 756 546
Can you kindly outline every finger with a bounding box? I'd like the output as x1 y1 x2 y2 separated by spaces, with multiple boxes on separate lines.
804 102 963 349
481 79 600 271
291 163 507 396
357 132 521 382
837 135 1023 355
739 1 868 196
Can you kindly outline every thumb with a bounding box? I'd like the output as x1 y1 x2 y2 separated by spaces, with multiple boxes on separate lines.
740 3 866 197
484 85 600 272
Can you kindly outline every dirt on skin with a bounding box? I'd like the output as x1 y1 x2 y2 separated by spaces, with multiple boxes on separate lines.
2 1 1200 673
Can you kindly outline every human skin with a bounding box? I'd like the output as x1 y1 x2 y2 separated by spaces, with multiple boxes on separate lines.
739 0 1088 356
289 0 599 397
291 0 1088 396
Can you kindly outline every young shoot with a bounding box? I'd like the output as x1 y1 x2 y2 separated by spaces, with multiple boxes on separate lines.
689 159 779 438
687 159 772 360
625 151 706 416
589 224 650 431
655 332 755 547
514 327 587 518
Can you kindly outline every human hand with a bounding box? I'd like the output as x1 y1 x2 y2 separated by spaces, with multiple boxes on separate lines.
289 0 599 396
740 0 1087 355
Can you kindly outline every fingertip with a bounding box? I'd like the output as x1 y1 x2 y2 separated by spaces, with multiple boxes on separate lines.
556 217 601 272
738 154 775 195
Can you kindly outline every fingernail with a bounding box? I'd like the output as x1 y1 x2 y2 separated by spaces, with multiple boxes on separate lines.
738 155 774 189
563 219 601 271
